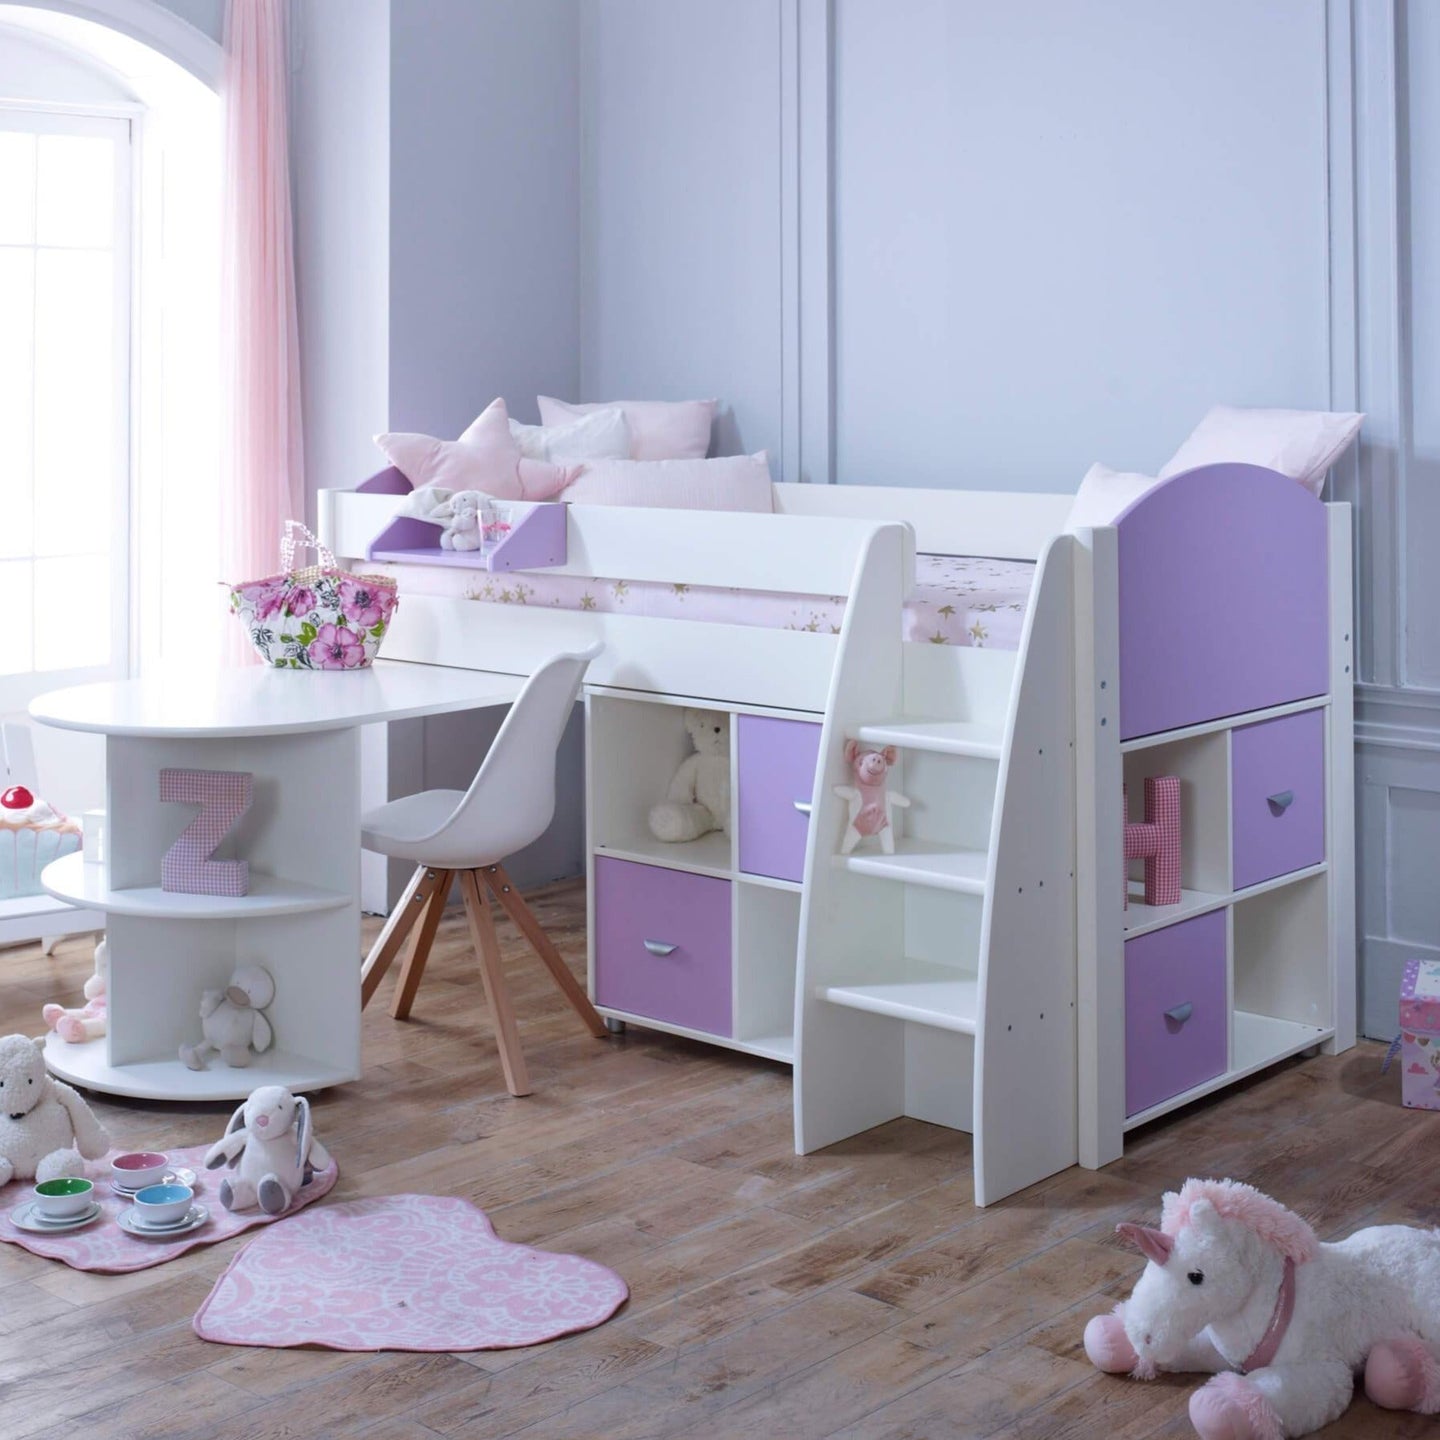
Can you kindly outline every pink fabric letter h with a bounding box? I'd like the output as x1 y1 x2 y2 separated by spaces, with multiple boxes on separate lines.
1122 776 1181 909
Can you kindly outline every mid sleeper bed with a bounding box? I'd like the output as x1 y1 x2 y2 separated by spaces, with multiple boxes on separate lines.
319 466 1355 1206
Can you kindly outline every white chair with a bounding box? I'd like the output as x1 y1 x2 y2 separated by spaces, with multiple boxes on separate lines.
359 645 606 1095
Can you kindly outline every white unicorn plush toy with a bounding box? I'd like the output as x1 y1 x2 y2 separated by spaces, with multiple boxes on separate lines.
1084 1178 1440 1438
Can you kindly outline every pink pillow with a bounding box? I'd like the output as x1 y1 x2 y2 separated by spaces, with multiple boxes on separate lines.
1159 406 1363 498
537 396 717 461
376 398 576 501
562 453 773 511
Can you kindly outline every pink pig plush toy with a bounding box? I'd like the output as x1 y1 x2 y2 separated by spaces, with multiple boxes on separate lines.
835 740 909 855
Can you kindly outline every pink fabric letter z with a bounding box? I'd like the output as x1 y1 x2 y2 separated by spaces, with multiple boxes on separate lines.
160 769 253 897
1122 775 1181 909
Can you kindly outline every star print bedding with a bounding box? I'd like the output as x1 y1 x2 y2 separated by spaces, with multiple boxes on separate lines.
371 553 1034 650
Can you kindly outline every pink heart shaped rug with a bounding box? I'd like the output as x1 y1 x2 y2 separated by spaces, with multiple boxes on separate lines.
193 1194 628 1350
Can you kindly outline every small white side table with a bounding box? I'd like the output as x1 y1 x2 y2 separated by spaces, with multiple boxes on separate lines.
30 661 522 1101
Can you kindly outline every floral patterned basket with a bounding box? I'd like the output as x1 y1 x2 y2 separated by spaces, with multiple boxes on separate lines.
229 522 399 670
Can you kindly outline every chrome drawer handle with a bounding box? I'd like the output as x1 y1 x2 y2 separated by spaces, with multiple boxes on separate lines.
643 939 678 957
1164 1002 1193 1026
792 800 813 816
1267 790 1294 815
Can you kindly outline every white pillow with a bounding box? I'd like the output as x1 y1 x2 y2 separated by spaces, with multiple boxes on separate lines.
562 453 774 512
538 396 717 461
1064 463 1162 531
1159 406 1363 498
509 407 631 464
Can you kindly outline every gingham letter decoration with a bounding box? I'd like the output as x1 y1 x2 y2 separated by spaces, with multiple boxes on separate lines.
1121 775 1182 910
159 769 254 897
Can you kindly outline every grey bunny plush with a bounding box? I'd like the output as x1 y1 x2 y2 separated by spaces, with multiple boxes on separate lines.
203 1084 330 1215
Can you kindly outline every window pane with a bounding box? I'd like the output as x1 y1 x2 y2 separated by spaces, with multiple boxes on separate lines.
33 554 108 671
0 560 34 675
35 134 115 249
0 250 34 559
0 132 36 245
34 249 113 556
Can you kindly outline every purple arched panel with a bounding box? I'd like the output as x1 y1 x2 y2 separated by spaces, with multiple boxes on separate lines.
1115 465 1328 740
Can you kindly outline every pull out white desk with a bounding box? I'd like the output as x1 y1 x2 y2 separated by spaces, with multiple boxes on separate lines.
30 661 522 1100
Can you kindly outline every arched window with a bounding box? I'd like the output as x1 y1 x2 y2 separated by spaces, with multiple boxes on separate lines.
0 3 220 715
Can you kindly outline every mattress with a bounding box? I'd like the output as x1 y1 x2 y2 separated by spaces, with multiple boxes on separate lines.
372 552 1035 651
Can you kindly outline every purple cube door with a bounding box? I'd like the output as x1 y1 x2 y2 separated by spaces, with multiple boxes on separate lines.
738 716 822 883
593 857 732 1036
1125 910 1227 1117
1231 710 1325 890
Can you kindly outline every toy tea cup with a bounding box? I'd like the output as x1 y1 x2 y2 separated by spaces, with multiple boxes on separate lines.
131 1182 193 1227
111 1151 168 1190
33 1176 94 1219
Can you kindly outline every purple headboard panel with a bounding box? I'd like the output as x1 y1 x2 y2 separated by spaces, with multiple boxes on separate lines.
1115 464 1328 740
355 466 413 496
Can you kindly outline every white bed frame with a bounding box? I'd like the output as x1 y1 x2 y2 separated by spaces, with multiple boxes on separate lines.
320 478 1355 1207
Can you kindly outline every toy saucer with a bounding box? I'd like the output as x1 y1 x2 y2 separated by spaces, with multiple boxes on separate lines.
117 1203 209 1239
110 1166 197 1198
10 1200 102 1234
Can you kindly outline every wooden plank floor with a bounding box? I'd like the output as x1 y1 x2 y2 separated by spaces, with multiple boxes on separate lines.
0 882 1436 1440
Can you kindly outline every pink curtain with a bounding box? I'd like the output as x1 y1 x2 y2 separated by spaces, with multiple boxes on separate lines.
220 0 304 663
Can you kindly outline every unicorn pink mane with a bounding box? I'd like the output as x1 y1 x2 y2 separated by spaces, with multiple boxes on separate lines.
1161 1178 1320 1266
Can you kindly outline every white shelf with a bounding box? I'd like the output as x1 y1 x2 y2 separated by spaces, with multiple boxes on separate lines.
818 958 979 1035
1121 863 1329 938
42 1034 357 1102
740 1032 794 1063
42 852 349 920
834 840 988 895
737 870 802 894
594 829 732 880
1120 695 1328 753
593 1006 792 1065
1124 1012 1333 1131
854 719 1003 760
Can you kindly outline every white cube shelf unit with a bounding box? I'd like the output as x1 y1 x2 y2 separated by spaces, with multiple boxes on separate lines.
585 687 821 1064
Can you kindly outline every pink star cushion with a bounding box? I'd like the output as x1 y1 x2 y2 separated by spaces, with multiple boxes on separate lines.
376 397 578 501
193 1194 628 1351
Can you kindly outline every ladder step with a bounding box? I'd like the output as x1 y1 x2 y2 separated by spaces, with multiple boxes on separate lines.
833 841 988 895
853 719 1003 760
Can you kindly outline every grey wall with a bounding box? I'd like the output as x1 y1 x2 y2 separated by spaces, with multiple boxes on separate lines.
833 0 1331 490
389 0 579 434
154 0 221 43
578 0 782 460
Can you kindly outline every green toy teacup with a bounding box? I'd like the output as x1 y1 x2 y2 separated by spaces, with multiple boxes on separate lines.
33 1176 94 1219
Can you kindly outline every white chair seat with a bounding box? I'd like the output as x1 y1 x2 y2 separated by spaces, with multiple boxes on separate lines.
361 790 467 863
357 645 607 1097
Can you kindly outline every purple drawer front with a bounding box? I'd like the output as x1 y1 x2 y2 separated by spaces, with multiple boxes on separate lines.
1125 910 1227 1117
738 715 822 883
593 857 731 1036
1231 710 1325 890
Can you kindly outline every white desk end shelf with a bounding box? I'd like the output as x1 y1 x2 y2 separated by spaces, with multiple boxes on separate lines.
30 663 523 1101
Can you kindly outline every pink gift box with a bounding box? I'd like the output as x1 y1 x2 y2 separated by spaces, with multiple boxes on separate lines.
1400 959 1440 1111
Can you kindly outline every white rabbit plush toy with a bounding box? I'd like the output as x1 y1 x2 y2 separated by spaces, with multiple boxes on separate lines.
204 1083 331 1215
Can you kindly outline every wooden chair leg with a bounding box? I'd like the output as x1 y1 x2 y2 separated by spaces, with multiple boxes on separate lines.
459 868 532 1097
390 870 454 1020
482 865 608 1038
361 864 432 1010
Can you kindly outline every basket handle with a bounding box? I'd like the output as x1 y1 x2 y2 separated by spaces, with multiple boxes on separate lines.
280 520 336 573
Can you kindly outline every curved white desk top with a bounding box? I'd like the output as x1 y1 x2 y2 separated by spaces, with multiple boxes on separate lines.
30 660 525 738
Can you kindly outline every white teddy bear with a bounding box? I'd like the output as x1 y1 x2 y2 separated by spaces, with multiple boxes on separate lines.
179 965 275 1071
648 708 731 843
0 1033 110 1185
435 490 486 551
204 1084 331 1215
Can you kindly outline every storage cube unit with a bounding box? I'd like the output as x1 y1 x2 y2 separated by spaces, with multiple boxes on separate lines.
1116 700 1338 1132
586 689 822 1062
1399 959 1440 1111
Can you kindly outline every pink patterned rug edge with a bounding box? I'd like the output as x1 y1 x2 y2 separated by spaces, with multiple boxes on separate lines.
192 1194 629 1351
